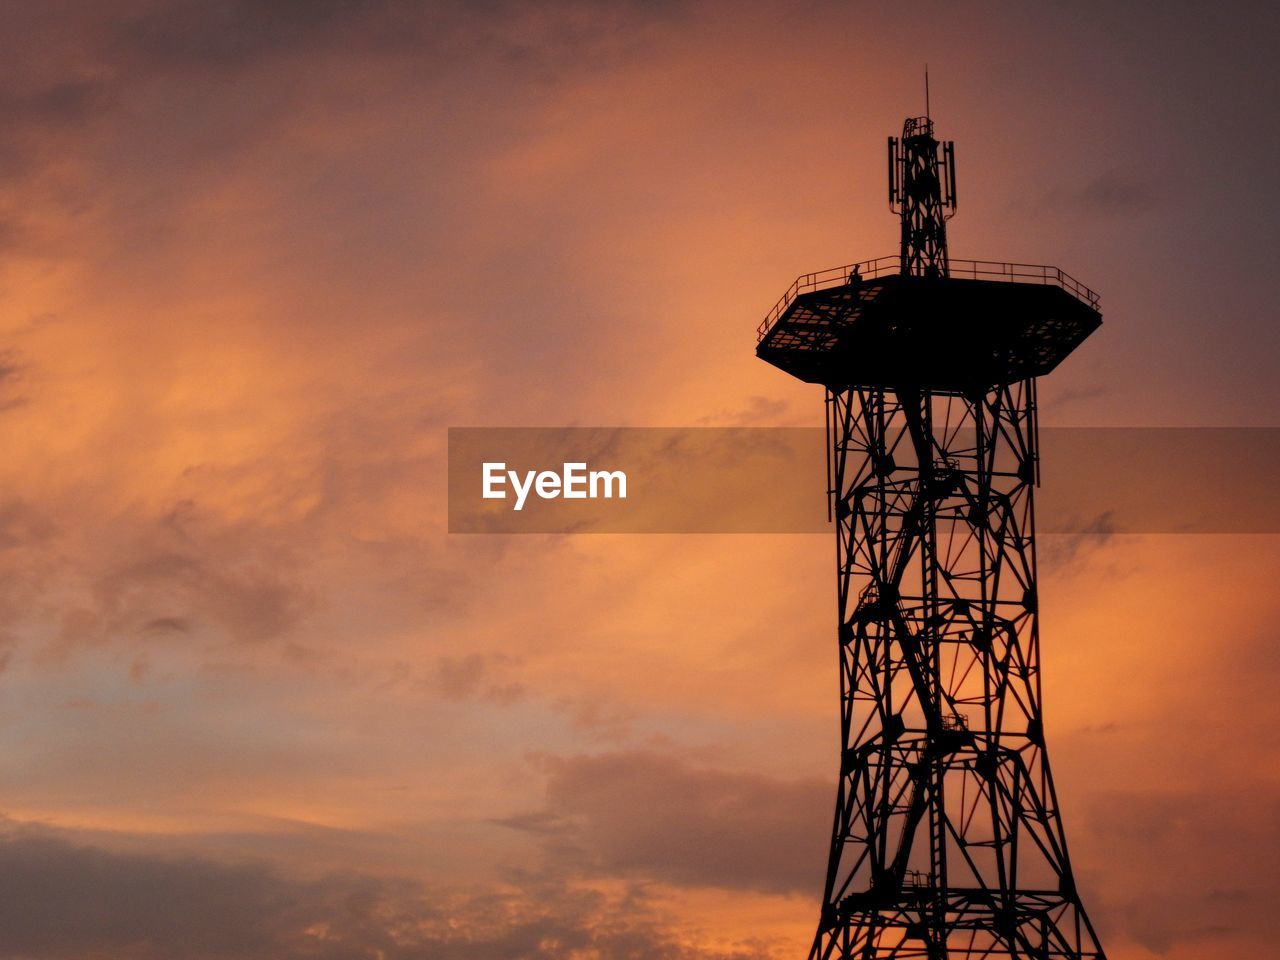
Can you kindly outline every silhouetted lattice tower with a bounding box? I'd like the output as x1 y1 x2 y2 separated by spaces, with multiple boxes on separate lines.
756 110 1107 959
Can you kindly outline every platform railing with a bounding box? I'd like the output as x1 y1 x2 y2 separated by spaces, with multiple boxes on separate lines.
757 256 1101 343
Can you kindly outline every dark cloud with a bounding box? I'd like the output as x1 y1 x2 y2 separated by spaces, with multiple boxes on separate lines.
0 81 105 127
432 652 486 699
100 0 688 77
0 77 115 184
0 818 771 960
0 819 409 960
1078 786 1280 955
694 395 795 427
91 547 310 646
1037 382 1108 414
499 750 830 896
0 499 56 550
18 512 314 661
0 350 26 396
1017 169 1157 221
1075 170 1158 217
1037 513 1116 570
140 614 192 634
109 0 406 69
427 652 526 703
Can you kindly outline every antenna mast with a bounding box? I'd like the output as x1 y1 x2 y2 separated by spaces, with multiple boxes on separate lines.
887 90 956 278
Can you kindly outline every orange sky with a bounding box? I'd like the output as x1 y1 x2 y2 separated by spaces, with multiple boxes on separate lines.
0 2 1276 958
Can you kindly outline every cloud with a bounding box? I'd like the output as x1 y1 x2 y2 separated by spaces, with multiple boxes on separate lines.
1018 169 1157 221
16 510 314 662
428 652 527 703
0 817 773 960
1077 785 1280 956
108 0 411 71
1074 170 1157 217
0 819 408 960
499 750 830 896
95 0 692 85
95 548 309 645
1037 513 1117 571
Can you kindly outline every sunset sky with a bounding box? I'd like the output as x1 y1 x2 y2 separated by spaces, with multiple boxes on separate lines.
0 2 1277 958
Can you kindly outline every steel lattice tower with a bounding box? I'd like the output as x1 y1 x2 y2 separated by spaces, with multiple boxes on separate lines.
756 112 1107 959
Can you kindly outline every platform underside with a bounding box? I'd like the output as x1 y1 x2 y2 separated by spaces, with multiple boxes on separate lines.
756 274 1101 389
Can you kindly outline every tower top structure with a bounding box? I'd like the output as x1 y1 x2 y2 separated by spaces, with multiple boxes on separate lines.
756 112 1099 391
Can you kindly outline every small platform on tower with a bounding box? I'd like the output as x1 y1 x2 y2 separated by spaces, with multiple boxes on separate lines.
756 256 1101 389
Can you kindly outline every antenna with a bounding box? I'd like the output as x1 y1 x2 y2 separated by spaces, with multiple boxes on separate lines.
888 101 955 274
925 65 930 119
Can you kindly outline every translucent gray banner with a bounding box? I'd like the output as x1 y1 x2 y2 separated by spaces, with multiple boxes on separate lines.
448 427 1280 534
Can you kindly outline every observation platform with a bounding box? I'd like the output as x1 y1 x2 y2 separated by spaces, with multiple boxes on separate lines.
756 257 1101 389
